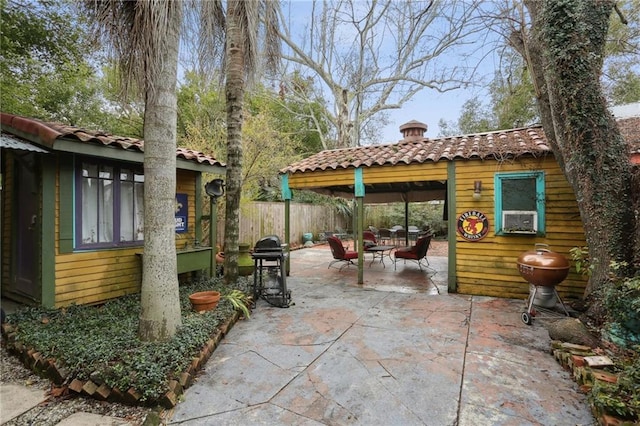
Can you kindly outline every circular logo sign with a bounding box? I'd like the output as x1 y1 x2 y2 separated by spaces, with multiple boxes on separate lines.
457 210 489 241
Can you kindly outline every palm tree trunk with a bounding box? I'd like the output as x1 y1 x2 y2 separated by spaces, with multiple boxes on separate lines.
138 4 183 341
223 0 246 283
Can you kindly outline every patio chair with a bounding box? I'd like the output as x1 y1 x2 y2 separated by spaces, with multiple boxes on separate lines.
394 228 407 246
327 236 359 270
378 228 392 244
394 235 433 272
322 231 335 241
361 230 378 252
408 225 420 242
363 230 377 244
335 227 350 240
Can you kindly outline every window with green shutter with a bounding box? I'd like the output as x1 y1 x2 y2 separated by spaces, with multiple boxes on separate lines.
494 171 545 235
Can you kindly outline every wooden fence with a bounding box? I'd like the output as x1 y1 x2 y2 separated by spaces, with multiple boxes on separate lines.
206 202 349 249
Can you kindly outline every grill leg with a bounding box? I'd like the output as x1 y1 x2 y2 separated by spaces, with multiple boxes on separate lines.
527 286 538 315
553 288 570 316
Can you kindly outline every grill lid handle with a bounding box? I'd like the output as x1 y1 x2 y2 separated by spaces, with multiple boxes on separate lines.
535 243 550 253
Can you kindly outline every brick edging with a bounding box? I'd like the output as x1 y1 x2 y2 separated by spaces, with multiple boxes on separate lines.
1 309 242 408
551 341 635 426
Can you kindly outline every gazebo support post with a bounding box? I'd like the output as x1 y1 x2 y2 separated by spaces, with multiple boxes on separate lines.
447 162 457 293
354 168 365 284
356 196 364 284
285 198 290 276
209 196 217 276
404 200 409 245
281 175 292 276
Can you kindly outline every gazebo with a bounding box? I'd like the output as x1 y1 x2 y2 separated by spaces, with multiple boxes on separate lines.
275 117 640 301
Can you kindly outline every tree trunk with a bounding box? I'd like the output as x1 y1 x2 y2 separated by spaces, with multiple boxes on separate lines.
336 88 353 148
522 0 636 299
223 0 245 283
138 4 183 341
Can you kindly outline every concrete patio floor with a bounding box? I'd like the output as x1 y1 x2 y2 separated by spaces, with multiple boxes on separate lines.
168 244 594 425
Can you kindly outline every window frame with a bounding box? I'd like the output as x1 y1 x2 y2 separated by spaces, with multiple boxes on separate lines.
494 171 546 236
74 157 144 250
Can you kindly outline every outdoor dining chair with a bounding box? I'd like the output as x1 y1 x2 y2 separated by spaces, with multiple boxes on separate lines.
363 230 378 245
408 225 420 242
378 228 392 244
394 228 407 246
368 226 379 238
327 236 358 270
394 235 433 271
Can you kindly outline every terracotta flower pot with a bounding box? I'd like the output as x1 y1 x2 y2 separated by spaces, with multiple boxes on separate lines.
189 291 221 312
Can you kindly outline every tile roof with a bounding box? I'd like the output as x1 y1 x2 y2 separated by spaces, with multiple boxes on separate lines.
619 117 640 153
0 113 225 168
282 125 551 173
282 117 640 174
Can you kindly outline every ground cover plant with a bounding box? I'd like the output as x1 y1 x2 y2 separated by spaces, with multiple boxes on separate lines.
4 276 251 403
569 248 639 421
589 274 640 422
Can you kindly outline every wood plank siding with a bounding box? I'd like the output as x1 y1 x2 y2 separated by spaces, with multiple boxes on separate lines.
1 154 14 299
285 155 587 301
286 168 358 189
52 169 200 307
363 161 448 183
454 156 587 300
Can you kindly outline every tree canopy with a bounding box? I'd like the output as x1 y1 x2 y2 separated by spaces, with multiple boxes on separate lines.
0 0 105 124
439 0 639 136
276 0 490 148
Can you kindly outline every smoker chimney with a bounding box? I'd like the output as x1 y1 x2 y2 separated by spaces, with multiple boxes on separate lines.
399 120 427 141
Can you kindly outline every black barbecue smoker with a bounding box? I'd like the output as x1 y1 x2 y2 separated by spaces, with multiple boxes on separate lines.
251 235 291 308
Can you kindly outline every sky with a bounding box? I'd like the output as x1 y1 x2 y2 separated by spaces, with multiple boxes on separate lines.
281 0 500 143
381 90 470 142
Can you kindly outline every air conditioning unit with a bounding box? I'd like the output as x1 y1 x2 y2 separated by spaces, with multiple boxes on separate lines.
502 211 537 234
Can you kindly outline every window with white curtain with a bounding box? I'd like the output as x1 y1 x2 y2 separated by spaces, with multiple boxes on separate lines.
77 160 144 248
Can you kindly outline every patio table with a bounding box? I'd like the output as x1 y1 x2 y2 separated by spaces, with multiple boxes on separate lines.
365 245 395 268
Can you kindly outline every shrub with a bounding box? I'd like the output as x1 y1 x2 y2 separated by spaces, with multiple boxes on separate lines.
601 275 640 348
590 355 640 421
6 276 251 402
366 202 448 237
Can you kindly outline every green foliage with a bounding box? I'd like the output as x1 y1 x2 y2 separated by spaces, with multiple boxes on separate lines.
248 77 329 156
440 0 638 138
7 277 251 403
601 275 640 347
570 246 593 277
456 97 496 135
489 53 539 129
437 58 538 137
176 71 227 156
438 96 495 136
590 356 640 420
222 289 252 319
366 202 447 237
92 64 145 137
572 244 638 346
0 0 103 123
603 0 640 104
176 74 330 202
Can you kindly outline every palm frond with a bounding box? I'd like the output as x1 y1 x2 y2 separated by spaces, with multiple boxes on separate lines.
261 0 281 75
82 0 182 98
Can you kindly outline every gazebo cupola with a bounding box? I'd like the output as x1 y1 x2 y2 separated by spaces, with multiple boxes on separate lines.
399 120 428 141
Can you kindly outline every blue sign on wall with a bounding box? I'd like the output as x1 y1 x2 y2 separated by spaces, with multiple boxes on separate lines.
175 193 188 233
